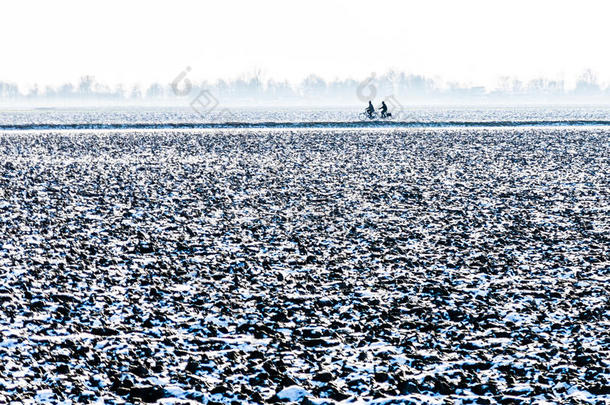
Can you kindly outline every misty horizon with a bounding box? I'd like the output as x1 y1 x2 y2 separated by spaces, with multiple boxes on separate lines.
2 69 610 108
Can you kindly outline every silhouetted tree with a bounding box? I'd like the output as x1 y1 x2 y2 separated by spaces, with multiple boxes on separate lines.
78 75 95 95
574 69 601 95
301 74 327 98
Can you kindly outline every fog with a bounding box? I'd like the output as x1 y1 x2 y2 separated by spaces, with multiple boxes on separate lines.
1 70 609 108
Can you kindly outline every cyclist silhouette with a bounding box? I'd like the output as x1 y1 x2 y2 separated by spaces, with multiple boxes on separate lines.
380 101 388 118
365 101 375 118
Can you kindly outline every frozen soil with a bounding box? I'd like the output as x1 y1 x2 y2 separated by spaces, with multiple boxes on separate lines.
0 127 608 404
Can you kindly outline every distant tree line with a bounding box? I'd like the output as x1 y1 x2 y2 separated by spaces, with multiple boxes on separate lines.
1 70 609 104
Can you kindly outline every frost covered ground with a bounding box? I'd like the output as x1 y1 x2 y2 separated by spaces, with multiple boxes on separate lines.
0 126 608 404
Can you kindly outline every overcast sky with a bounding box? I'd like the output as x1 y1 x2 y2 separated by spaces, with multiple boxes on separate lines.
2 0 609 89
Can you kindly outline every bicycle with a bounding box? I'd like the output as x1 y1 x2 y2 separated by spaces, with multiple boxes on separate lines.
359 109 392 120
359 110 379 120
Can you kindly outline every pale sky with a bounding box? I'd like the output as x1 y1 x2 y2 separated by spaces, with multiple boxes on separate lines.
2 0 609 89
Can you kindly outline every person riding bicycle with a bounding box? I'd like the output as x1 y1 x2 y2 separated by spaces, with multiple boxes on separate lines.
365 101 375 118
380 101 388 118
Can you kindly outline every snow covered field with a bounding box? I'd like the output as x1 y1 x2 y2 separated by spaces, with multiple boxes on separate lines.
0 124 608 403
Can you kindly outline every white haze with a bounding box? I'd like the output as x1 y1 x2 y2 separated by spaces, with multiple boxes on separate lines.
1 0 609 106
